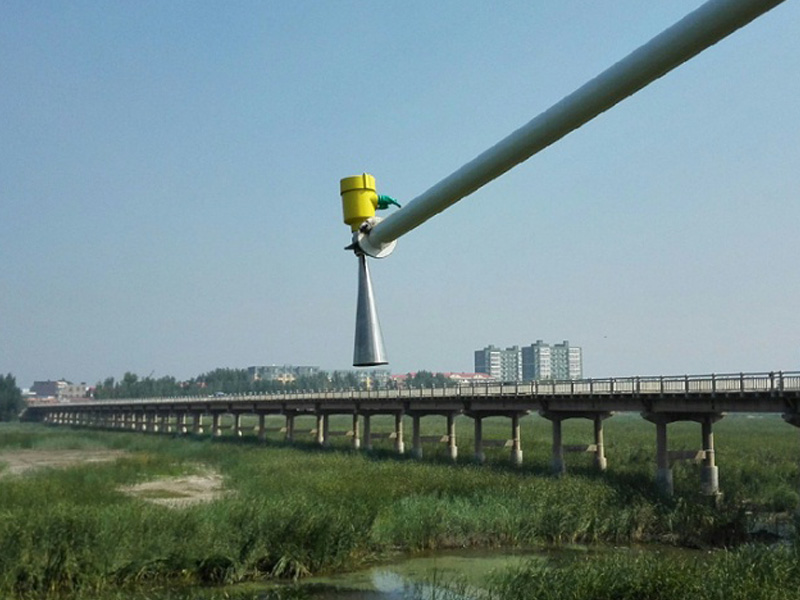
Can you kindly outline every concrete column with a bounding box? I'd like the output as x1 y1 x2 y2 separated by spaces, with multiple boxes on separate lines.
655 419 673 496
551 417 565 475
594 415 608 471
193 413 204 435
233 413 243 437
474 416 485 464
363 414 372 450
315 414 325 446
179 413 188 435
159 412 168 433
212 413 222 437
323 414 331 447
258 414 267 442
700 417 719 496
447 413 458 461
411 414 422 459
394 412 405 454
511 413 523 466
285 413 294 442
352 413 361 450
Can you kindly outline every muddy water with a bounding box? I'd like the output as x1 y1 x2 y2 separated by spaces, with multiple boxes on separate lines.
244 546 593 599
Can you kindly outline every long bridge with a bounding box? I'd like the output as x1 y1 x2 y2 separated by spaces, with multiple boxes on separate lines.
25 370 800 496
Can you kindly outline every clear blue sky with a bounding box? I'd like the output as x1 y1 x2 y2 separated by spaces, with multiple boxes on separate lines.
2 1 799 388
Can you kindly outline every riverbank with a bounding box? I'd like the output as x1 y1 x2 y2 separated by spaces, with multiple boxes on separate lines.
0 417 796 598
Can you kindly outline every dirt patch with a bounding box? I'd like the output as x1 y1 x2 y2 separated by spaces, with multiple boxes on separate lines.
0 449 127 476
119 472 225 507
0 449 226 508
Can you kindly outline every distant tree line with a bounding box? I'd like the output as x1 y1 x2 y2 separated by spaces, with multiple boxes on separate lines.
92 368 455 400
0 374 24 421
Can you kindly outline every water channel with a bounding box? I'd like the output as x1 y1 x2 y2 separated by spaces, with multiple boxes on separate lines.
210 545 690 600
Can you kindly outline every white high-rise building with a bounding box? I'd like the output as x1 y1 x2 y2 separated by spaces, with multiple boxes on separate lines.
474 345 522 382
522 340 582 381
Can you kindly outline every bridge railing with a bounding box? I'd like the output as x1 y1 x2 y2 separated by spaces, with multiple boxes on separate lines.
27 371 800 409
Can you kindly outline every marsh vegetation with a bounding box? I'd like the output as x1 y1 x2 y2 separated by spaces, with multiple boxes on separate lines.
0 414 797 599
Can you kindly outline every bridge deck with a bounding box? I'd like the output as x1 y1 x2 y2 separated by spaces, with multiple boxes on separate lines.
25 371 800 418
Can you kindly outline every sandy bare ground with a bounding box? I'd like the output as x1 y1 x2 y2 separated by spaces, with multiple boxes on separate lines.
119 472 226 507
0 449 225 507
0 448 127 476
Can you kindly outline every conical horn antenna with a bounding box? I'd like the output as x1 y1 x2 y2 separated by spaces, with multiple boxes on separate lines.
353 253 388 367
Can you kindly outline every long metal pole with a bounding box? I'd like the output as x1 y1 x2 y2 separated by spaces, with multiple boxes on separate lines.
367 0 784 247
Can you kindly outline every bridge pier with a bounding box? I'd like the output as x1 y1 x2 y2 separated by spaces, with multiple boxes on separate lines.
645 412 723 497
654 417 673 496
447 413 458 461
315 414 325 446
352 413 361 450
540 411 612 474
362 414 372 450
257 414 267 442
212 413 223 437
411 414 422 459
700 416 720 496
511 413 523 466
551 416 565 476
394 412 405 454
178 412 188 435
233 413 243 437
193 412 204 435
285 413 295 442
474 417 485 464
594 415 608 471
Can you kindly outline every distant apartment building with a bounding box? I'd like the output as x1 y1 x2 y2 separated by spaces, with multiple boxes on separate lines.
30 380 88 402
474 345 522 382
247 365 320 384
391 372 494 388
476 340 583 382
353 369 391 389
522 340 583 381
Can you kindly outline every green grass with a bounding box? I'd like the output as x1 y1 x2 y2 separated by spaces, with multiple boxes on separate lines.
483 544 800 600
0 415 797 599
